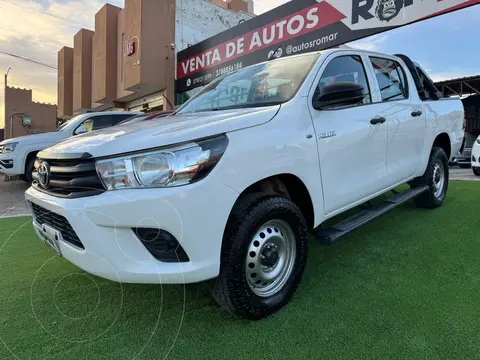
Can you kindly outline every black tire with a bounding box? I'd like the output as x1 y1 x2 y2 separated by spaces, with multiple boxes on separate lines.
412 147 449 209
459 163 471 169
210 194 308 320
24 156 36 184
473 167 480 176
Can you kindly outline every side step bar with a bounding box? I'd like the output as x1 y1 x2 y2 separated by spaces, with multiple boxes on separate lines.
315 186 429 244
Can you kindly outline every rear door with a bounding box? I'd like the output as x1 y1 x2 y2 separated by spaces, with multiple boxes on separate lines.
308 52 388 215
367 57 426 183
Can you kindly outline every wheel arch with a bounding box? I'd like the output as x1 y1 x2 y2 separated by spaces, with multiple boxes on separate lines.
24 151 39 173
227 173 315 231
432 132 451 160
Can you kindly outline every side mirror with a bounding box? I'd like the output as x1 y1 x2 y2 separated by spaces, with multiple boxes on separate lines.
74 125 88 135
313 82 366 110
22 116 32 126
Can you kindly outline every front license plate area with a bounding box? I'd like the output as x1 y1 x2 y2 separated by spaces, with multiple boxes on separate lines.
36 223 62 257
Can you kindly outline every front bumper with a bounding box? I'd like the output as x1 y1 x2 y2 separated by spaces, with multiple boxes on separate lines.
26 181 238 284
0 153 19 175
472 143 480 167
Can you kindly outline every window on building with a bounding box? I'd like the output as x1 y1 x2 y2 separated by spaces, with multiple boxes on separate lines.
316 55 371 107
370 57 408 101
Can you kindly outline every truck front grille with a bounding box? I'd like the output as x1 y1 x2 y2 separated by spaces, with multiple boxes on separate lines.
31 202 84 249
32 158 105 198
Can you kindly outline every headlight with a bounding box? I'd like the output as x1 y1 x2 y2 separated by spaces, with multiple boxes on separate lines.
0 142 18 153
477 137 480 145
95 135 228 190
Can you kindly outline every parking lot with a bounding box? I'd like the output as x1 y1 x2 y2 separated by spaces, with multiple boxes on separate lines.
0 168 477 219
449 166 480 181
0 177 30 218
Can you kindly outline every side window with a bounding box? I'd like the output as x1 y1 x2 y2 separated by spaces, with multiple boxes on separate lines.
369 57 408 101
111 114 134 125
316 55 371 108
81 115 113 132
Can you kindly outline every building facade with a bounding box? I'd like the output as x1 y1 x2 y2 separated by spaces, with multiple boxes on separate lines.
4 86 57 140
57 0 253 118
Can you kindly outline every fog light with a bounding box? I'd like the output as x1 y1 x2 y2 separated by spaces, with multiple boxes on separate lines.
0 159 14 169
133 228 190 263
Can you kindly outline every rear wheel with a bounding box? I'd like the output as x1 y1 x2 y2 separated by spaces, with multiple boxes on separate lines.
473 167 480 176
413 147 449 209
210 194 308 320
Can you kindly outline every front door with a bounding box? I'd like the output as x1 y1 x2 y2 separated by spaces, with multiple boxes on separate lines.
309 53 388 215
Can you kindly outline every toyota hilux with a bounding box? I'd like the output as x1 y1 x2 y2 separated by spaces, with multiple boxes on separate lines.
25 49 464 319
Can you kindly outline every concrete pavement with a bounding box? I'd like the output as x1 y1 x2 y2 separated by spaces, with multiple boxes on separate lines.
450 167 480 181
0 176 30 219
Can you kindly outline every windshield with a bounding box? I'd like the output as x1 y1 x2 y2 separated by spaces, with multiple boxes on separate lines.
57 113 90 132
177 53 320 114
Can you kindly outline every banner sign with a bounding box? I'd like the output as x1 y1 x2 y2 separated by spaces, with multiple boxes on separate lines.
176 0 480 93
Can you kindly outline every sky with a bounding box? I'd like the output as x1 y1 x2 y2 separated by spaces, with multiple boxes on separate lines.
1 0 480 127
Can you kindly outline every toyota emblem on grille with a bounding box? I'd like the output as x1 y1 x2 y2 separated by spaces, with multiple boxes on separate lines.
37 162 50 188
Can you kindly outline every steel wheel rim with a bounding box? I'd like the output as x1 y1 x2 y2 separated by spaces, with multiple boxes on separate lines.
433 161 445 198
245 219 296 298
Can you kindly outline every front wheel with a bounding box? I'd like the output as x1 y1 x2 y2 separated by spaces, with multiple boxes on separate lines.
413 147 449 209
473 167 480 176
210 195 308 320
24 156 36 184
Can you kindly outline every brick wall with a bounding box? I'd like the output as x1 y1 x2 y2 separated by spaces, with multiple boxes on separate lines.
4 87 57 139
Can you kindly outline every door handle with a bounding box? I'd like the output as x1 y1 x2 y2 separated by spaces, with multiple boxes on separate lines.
411 110 423 117
370 116 386 125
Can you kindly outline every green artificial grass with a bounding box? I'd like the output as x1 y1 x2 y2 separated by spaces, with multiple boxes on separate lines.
1 182 480 359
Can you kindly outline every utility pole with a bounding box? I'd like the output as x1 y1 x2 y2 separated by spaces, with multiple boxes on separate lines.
4 67 11 138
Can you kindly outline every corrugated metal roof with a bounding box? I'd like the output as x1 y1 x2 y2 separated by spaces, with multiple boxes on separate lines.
434 74 480 96
434 74 480 85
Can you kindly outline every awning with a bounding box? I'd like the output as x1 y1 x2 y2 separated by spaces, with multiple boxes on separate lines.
434 75 480 97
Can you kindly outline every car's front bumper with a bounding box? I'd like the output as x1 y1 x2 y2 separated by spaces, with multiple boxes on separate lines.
25 181 238 284
472 142 480 167
0 153 20 176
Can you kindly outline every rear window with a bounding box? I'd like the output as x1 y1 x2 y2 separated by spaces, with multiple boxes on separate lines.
370 57 409 101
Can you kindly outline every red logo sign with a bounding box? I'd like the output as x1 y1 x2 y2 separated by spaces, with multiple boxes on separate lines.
177 2 345 79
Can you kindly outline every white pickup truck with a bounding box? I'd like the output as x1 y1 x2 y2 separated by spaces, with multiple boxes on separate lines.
25 49 464 320
0 111 141 182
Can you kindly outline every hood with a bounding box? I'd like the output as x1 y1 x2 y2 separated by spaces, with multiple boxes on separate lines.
0 131 64 145
40 106 280 158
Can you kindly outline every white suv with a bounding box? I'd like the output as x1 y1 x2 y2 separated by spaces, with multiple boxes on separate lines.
25 50 464 319
0 111 141 182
